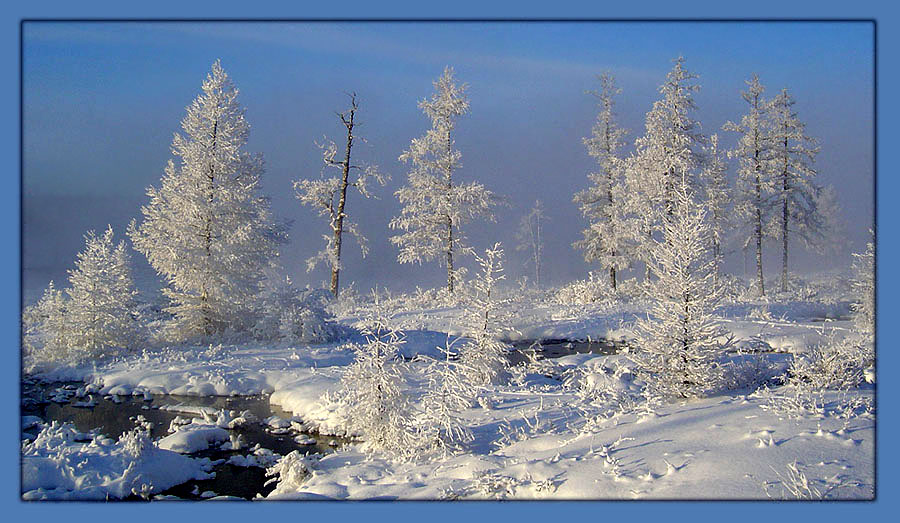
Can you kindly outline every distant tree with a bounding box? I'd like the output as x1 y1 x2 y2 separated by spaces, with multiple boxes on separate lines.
700 134 730 285
573 73 631 290
66 226 139 356
390 66 498 294
515 199 547 287
624 57 705 279
723 74 774 296
633 177 731 399
129 60 288 341
294 93 387 298
766 88 832 293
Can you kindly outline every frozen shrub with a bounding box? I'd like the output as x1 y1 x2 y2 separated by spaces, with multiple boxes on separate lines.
338 311 419 458
850 237 875 337
264 450 316 496
252 277 344 344
553 271 611 305
419 346 475 454
457 244 510 387
789 332 873 390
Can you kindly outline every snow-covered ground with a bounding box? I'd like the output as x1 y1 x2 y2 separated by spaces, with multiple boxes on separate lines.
22 282 874 501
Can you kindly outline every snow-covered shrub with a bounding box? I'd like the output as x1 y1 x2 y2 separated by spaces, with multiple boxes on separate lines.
264 450 316 496
850 237 874 337
252 277 344 344
457 244 510 387
553 271 612 305
338 312 419 458
632 183 733 399
763 461 868 500
418 346 475 454
788 332 873 390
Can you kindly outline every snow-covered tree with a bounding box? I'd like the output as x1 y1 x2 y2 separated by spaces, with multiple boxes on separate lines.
420 345 475 455
633 178 731 399
766 88 831 293
22 281 69 362
339 311 418 457
700 134 730 285
723 74 774 296
294 93 387 298
66 226 139 356
458 243 510 387
129 60 288 341
624 57 705 278
573 73 631 290
515 199 547 288
851 231 875 337
390 66 498 294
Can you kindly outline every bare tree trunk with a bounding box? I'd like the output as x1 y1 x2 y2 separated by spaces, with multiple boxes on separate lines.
753 119 765 297
610 267 617 291
330 94 358 298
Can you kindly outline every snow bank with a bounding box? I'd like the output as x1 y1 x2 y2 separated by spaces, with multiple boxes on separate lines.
22 421 213 500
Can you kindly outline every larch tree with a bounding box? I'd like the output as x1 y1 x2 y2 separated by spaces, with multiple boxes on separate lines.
573 73 631 290
22 281 69 363
624 57 705 279
850 230 875 338
722 74 774 296
294 93 386 298
390 66 498 294
515 199 547 288
129 60 288 341
700 133 730 286
66 226 139 356
766 87 828 293
633 176 731 399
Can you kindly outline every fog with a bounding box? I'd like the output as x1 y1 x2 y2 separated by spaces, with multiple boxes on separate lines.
22 21 874 301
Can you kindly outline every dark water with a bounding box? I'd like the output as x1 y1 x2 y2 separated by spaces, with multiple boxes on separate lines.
21 380 348 501
506 338 623 366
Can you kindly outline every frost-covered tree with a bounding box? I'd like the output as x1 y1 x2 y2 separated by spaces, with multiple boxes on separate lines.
633 178 731 399
129 60 288 341
766 88 831 293
294 93 387 298
723 74 774 296
390 66 498 294
573 73 631 290
515 200 546 288
458 243 510 387
420 345 475 455
22 281 69 362
851 231 875 337
700 134 730 285
66 226 139 356
624 57 705 278
339 312 418 457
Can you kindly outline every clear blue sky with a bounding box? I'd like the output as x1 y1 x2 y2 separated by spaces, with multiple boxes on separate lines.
22 21 874 297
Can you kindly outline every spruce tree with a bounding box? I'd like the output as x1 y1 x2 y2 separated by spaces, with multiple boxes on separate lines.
129 60 287 341
390 66 497 294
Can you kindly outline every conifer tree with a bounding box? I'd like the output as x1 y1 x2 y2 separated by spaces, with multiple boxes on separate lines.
723 74 774 296
573 73 631 290
390 67 498 294
515 199 547 288
624 57 705 278
700 134 730 285
66 226 138 355
766 88 828 292
129 60 287 341
633 178 731 399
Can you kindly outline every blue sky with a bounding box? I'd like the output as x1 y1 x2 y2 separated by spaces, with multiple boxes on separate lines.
22 21 874 296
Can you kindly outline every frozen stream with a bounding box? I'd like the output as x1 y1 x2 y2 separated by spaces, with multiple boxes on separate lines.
21 380 349 500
